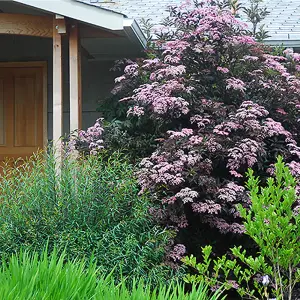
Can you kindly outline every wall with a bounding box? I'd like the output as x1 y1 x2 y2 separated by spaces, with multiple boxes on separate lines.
0 35 116 141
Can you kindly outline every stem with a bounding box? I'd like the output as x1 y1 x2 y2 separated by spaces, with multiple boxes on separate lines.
277 262 284 299
273 265 279 294
253 23 257 36
264 287 269 299
288 264 292 300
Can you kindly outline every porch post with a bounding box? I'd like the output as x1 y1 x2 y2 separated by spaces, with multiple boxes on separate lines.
52 15 65 163
69 21 82 134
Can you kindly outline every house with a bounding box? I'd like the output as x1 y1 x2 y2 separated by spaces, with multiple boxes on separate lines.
0 0 146 164
0 0 298 164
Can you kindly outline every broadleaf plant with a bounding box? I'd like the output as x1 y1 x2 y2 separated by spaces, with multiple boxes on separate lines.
183 156 300 300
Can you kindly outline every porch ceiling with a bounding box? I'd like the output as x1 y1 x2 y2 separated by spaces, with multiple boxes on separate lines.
1 0 146 59
81 36 143 61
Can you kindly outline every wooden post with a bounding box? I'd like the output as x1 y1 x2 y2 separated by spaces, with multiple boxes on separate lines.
53 15 65 165
69 21 82 134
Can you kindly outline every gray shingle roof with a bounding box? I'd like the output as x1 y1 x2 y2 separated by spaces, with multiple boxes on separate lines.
76 0 182 31
77 0 300 45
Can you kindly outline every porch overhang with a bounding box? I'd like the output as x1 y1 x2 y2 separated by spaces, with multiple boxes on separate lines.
12 0 124 31
11 0 146 49
123 19 147 50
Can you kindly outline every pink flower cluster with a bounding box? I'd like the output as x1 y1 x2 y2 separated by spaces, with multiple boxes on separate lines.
169 244 186 262
127 106 145 117
121 80 190 117
218 182 245 203
202 216 245 234
228 138 262 178
226 78 246 92
175 187 198 203
72 119 105 155
217 66 229 73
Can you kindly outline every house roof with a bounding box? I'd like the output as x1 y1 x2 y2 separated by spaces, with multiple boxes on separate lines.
77 0 300 47
77 0 181 24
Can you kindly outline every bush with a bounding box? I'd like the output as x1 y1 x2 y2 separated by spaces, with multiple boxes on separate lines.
183 157 300 300
0 247 225 300
87 0 300 255
0 151 175 282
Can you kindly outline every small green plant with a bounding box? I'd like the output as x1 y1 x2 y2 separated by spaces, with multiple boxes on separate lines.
0 248 224 300
183 156 300 299
243 0 270 41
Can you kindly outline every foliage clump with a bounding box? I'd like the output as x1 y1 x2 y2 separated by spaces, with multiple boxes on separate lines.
0 247 224 300
183 157 300 300
0 152 175 283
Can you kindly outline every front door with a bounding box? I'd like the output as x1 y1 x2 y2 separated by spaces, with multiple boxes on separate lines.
0 65 45 167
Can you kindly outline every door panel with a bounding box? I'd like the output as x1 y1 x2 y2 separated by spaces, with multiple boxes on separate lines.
15 76 39 147
0 79 4 146
0 67 44 165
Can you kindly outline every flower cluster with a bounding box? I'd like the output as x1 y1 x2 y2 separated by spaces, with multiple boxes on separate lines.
226 78 246 92
121 80 190 117
71 119 105 155
169 244 186 262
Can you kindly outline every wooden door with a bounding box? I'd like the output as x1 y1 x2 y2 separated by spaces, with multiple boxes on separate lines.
0 66 45 167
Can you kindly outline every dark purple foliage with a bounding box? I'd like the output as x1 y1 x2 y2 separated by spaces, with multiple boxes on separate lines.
77 0 300 255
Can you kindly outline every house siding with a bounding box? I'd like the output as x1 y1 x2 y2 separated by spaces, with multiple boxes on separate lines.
0 35 115 141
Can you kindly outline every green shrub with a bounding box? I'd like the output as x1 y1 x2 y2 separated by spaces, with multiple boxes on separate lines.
0 248 225 300
0 151 174 282
183 156 300 299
